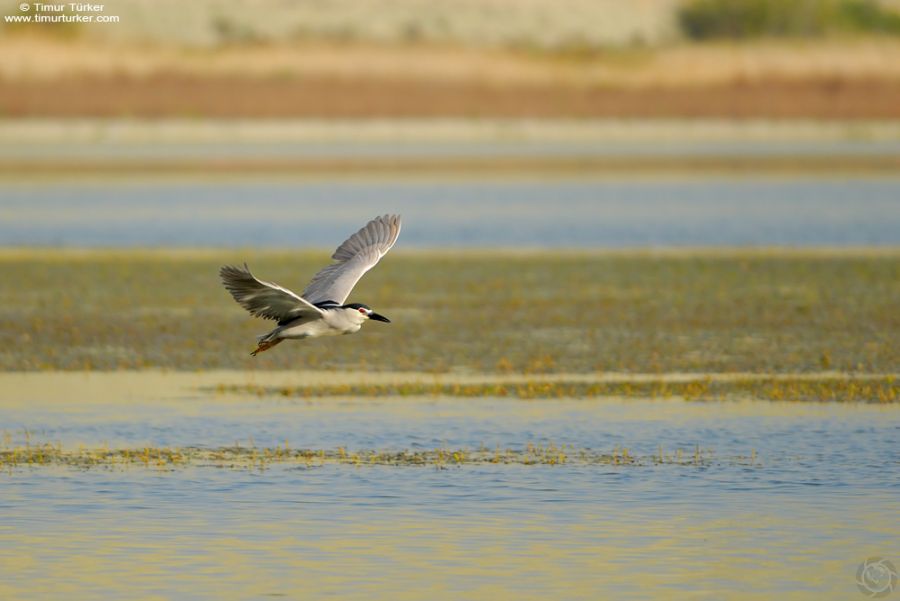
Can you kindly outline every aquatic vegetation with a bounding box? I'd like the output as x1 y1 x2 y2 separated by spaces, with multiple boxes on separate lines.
0 441 736 472
0 249 898 373
214 375 899 403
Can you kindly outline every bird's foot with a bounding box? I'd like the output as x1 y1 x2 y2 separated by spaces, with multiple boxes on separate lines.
250 338 283 356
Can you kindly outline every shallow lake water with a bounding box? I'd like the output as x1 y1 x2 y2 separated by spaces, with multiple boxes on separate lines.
1 372 897 599
2 178 900 247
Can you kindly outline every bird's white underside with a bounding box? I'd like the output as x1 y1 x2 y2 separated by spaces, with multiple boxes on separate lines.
278 307 368 339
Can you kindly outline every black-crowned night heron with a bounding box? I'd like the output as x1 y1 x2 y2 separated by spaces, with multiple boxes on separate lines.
220 214 401 356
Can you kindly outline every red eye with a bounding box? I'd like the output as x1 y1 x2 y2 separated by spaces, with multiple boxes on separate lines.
359 308 367 313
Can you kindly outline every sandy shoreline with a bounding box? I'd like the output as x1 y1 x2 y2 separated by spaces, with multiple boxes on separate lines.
1 369 895 405
2 118 897 177
5 118 899 141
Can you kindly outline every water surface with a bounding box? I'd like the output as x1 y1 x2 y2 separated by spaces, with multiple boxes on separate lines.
1 372 897 600
2 178 899 247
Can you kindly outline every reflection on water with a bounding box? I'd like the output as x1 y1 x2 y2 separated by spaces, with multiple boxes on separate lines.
1 178 899 247
0 372 897 599
2 466 895 600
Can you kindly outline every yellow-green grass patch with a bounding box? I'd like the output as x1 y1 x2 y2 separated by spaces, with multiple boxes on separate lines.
214 375 898 402
0 442 734 471
1 249 897 373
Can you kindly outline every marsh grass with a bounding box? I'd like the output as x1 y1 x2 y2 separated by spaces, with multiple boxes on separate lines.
0 249 897 373
214 376 898 402
0 441 732 472
679 0 900 39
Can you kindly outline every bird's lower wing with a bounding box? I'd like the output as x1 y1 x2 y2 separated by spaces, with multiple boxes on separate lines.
220 264 323 322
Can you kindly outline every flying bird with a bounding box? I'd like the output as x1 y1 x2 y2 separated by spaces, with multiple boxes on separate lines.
220 214 401 356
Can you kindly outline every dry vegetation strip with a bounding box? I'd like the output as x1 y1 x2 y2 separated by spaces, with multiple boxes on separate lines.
2 74 899 119
2 35 900 119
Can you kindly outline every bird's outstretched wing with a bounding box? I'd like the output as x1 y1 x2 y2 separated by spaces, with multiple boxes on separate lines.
302 214 402 305
220 263 323 323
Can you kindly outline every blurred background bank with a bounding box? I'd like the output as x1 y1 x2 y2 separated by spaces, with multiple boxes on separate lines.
0 0 898 246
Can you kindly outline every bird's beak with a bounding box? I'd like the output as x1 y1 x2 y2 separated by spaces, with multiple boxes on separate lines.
369 312 390 323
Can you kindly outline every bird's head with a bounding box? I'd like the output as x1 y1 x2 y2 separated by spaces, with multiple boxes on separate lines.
343 303 391 323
